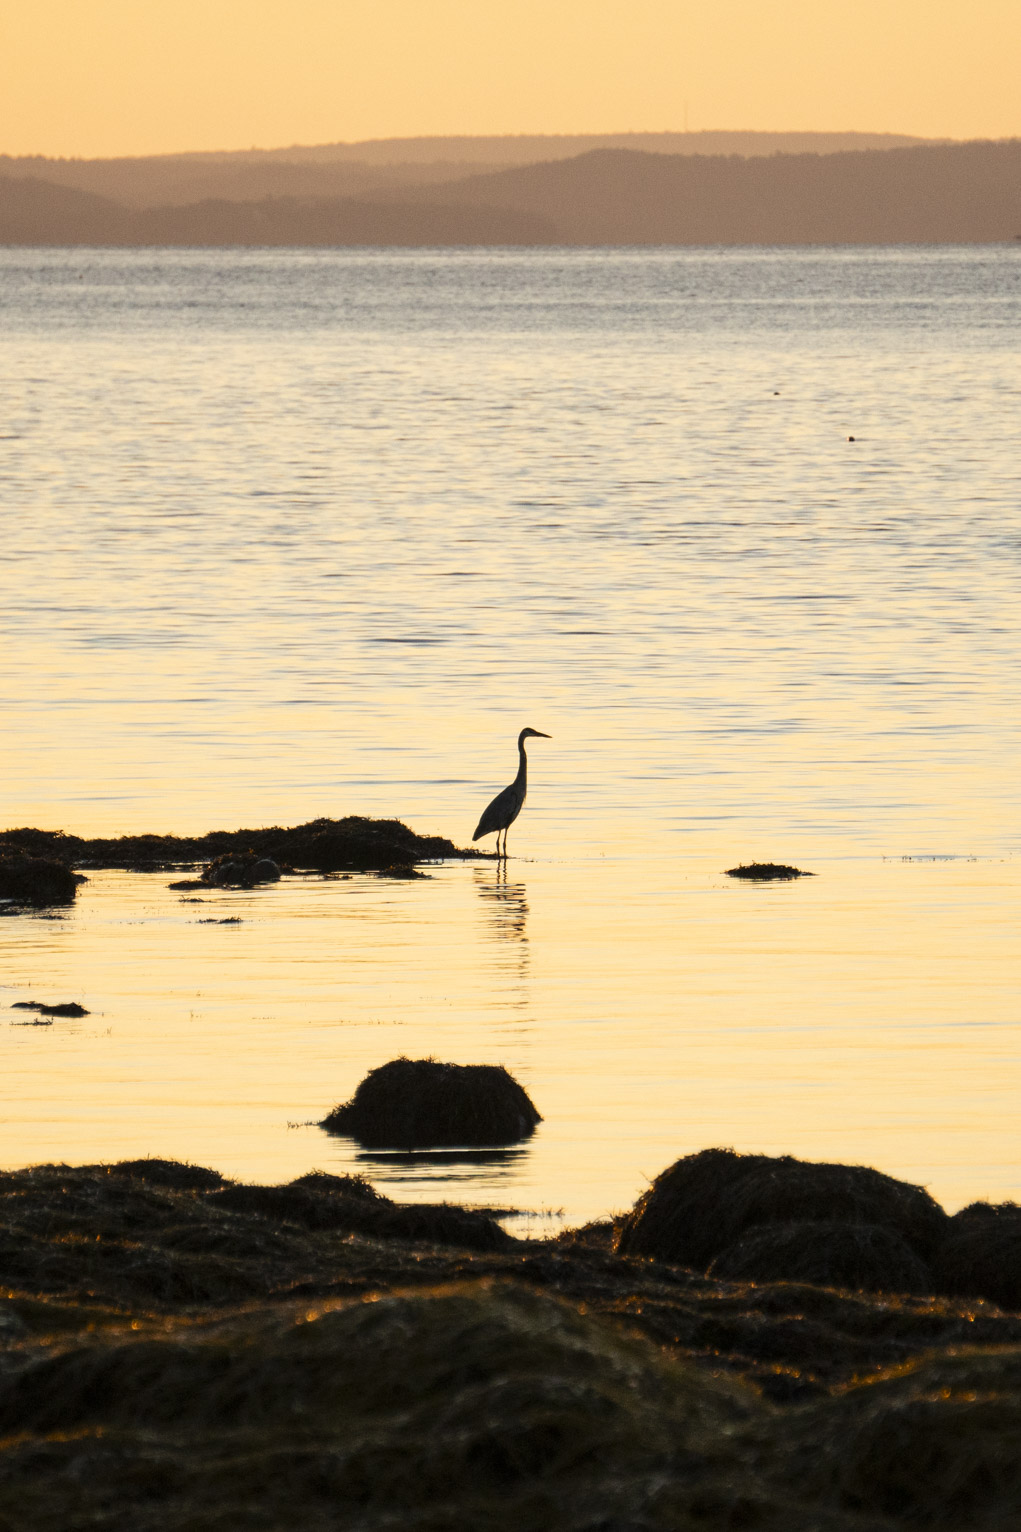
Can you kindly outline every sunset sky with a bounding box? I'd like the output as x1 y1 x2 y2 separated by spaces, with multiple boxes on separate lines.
2 0 1019 159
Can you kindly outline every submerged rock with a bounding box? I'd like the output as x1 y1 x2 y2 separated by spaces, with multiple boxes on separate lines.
202 854 283 888
321 1057 542 1149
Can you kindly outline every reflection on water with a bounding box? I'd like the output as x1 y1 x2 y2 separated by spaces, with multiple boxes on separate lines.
354 1145 532 1188
474 864 530 1002
475 865 530 945
1 247 1020 1221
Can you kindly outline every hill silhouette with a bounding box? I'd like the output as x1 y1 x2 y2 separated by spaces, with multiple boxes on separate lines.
398 139 1021 244
2 140 1018 247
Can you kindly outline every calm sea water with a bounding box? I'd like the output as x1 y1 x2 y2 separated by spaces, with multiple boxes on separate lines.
1 246 1019 1222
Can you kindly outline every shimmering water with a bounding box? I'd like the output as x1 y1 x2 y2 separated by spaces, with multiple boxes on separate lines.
2 246 1019 1220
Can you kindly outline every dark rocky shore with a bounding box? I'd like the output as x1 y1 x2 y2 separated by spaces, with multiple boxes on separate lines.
0 816 474 907
1 1153 1019 1530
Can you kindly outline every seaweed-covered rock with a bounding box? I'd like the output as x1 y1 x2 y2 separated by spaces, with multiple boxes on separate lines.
0 816 468 874
708 1220 934 1296
933 1202 1021 1311
616 1149 948 1270
0 851 85 907
322 1057 542 1149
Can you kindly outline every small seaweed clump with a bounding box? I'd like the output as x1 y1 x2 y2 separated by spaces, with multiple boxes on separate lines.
726 863 812 880
0 850 85 907
321 1057 542 1148
616 1148 948 1292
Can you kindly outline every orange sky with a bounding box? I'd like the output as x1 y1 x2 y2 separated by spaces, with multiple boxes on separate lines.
2 0 1019 159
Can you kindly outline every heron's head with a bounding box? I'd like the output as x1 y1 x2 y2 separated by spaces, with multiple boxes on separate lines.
519 728 551 742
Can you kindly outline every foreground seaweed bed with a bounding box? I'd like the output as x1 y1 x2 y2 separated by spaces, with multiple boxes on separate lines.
1 1159 1020 1530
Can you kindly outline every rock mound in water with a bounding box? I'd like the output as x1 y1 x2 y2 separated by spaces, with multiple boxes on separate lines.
0 851 85 907
616 1148 948 1274
708 1218 933 1295
321 1057 542 1149
933 1202 1021 1312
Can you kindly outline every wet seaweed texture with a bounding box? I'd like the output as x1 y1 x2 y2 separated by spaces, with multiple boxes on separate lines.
0 850 85 907
321 1057 543 1148
0 816 472 876
0 1161 1021 1528
933 1201 1021 1311
708 1221 934 1295
617 1149 948 1275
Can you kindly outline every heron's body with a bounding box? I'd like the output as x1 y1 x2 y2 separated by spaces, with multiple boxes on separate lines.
473 728 550 857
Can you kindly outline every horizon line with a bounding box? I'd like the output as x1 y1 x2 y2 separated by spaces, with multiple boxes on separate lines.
1 127 954 167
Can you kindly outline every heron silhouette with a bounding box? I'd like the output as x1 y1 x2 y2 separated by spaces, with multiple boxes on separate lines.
473 728 551 858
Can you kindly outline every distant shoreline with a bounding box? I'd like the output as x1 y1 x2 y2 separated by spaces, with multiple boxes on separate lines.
3 138 1019 247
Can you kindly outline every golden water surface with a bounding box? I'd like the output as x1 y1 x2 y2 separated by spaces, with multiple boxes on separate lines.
2 247 1019 1220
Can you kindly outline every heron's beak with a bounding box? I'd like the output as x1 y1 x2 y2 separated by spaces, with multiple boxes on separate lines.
535 731 551 738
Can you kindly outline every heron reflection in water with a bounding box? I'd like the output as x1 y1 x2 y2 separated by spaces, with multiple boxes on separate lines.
474 864 531 1003
473 728 550 858
474 864 529 944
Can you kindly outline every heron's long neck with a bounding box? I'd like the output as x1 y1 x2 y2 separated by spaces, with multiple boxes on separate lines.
514 739 528 791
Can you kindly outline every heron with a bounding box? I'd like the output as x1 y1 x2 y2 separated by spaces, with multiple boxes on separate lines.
473 728 551 858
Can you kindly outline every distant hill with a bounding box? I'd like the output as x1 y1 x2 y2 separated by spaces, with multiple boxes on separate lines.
401 139 1021 245
0 177 131 242
225 130 934 166
2 140 1018 247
